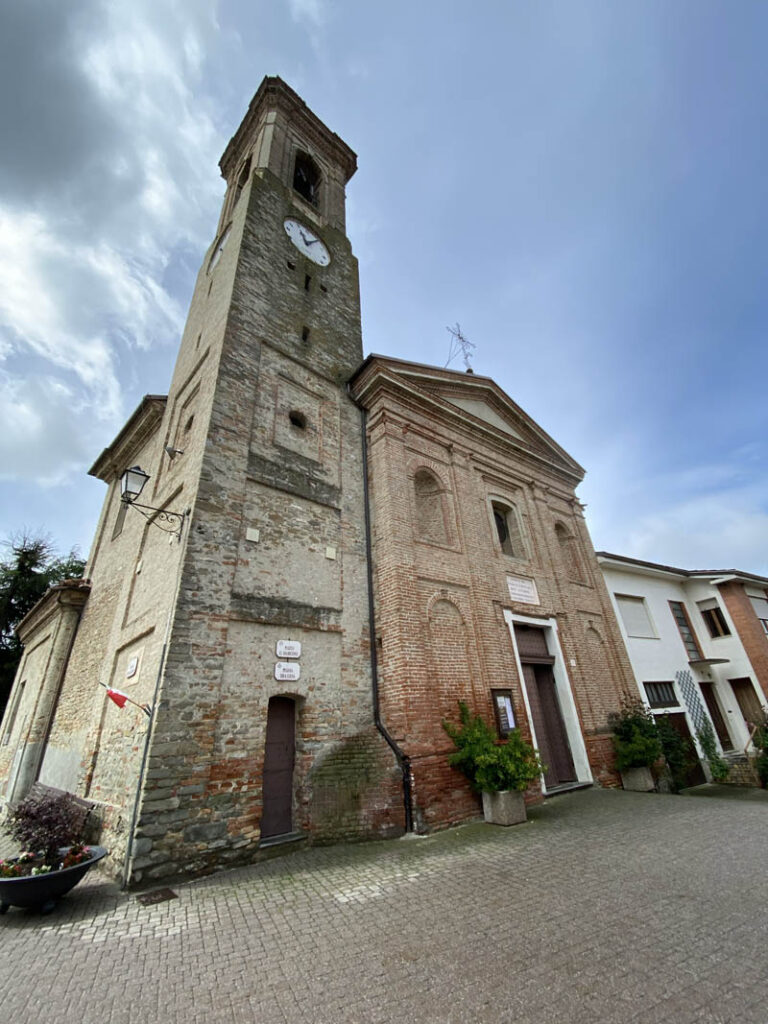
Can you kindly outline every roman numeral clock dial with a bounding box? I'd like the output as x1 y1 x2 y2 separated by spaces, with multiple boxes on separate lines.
284 218 331 266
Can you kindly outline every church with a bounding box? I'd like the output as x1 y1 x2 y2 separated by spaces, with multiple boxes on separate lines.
0 78 635 885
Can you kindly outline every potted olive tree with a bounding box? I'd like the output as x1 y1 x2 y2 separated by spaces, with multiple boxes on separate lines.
609 699 663 792
443 702 543 825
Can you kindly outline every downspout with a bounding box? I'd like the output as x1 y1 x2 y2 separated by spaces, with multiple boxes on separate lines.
357 403 413 833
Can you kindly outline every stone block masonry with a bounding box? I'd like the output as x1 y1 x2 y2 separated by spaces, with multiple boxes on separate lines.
123 81 404 882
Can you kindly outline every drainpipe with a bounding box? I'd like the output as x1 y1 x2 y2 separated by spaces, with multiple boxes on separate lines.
357 403 413 833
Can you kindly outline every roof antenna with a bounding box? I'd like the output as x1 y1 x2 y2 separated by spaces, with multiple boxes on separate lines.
445 323 475 372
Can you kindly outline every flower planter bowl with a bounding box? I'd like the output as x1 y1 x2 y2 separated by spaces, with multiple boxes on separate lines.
620 766 655 792
482 790 527 826
0 846 107 915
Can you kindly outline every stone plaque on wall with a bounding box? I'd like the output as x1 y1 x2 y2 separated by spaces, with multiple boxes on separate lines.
275 662 301 681
276 640 301 659
506 575 539 605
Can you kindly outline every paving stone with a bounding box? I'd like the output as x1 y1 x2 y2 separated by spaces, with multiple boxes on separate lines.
1 788 767 1022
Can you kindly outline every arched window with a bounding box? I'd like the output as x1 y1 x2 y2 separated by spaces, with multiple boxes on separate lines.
293 151 321 207
492 501 525 559
414 469 448 546
555 522 584 583
234 157 251 206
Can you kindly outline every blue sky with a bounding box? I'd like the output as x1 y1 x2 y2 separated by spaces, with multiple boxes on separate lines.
0 0 766 574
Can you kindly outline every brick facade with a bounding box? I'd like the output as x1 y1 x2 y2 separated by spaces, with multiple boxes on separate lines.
1 77 640 884
717 580 768 701
350 358 636 827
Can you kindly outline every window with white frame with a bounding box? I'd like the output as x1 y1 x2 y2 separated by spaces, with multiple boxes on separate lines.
615 595 656 638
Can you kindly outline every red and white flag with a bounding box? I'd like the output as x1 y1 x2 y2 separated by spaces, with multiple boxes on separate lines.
106 688 129 709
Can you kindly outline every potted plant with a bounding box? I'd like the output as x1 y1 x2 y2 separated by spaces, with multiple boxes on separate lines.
609 699 662 791
443 702 543 825
0 790 106 915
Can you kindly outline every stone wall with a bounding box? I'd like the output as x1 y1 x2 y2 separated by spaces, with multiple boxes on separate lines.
0 583 89 807
125 121 401 883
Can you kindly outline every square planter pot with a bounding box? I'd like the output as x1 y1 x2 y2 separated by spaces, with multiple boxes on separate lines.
482 790 527 826
620 766 655 792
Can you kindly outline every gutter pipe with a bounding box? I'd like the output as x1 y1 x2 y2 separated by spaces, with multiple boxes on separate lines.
357 403 414 833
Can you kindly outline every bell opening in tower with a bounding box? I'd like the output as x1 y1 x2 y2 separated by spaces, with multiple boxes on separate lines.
293 151 321 207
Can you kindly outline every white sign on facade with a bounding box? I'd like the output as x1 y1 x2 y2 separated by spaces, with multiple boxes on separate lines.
495 694 515 732
506 575 539 605
126 656 139 679
275 662 301 682
276 640 302 659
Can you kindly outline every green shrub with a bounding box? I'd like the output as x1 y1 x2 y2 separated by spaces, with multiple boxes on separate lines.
696 719 730 783
656 715 697 792
752 714 768 785
609 699 662 771
4 791 85 863
442 701 543 793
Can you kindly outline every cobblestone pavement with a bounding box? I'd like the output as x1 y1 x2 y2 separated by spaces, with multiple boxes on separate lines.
1 786 767 1024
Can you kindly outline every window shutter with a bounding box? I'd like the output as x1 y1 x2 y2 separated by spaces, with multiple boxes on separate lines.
616 595 656 638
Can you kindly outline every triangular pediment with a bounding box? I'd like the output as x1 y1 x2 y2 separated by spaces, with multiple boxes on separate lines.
350 355 584 482
437 394 524 440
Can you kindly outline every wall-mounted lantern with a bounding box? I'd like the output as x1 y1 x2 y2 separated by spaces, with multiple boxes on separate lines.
119 465 187 540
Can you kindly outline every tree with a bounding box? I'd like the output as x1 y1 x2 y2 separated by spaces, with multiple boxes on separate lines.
0 533 86 719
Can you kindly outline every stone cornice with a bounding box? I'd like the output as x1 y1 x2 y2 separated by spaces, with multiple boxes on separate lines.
88 395 167 483
350 357 584 486
219 76 357 183
16 579 91 644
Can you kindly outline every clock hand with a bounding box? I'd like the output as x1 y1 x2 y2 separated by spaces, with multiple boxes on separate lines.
298 228 320 247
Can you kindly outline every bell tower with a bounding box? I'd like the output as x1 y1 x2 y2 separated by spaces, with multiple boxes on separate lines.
219 76 355 234
123 78 402 883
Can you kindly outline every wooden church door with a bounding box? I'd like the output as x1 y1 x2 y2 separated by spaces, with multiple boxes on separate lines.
522 662 576 789
261 696 296 838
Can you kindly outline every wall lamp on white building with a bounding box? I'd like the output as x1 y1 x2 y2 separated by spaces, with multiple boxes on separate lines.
120 465 188 540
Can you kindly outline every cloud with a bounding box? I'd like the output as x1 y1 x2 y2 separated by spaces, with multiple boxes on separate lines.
0 0 225 487
288 0 328 29
585 439 768 575
626 491 768 576
0 372 91 485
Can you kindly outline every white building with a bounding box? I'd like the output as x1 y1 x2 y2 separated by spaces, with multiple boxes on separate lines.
597 552 768 785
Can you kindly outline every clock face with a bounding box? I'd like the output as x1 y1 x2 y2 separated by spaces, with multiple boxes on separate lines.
284 218 331 266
